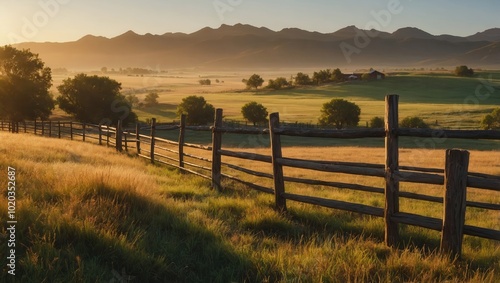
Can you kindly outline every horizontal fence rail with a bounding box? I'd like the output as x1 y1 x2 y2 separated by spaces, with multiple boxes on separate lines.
2 94 499 259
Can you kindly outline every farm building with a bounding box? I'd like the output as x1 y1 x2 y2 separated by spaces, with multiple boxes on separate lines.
367 69 385 80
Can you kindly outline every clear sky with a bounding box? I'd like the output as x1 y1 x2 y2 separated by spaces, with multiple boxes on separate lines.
1 0 499 45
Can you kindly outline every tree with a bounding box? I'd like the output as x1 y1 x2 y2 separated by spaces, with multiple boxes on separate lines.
198 79 211 85
125 94 140 107
57 74 137 125
0 46 54 122
481 108 500 129
369 116 385 128
144 92 159 107
267 77 290 90
318 99 360 129
241 102 268 126
176 95 215 125
454 65 474 77
400 117 429 128
294 72 312 86
245 74 264 89
331 68 344 82
312 69 332 85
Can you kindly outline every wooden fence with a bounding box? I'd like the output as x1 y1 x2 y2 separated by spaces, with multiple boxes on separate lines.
1 94 499 259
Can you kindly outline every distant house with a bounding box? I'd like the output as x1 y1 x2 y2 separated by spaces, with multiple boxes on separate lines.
344 73 362 80
367 70 385 80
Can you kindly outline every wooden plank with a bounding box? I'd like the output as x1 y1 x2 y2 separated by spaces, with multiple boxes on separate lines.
385 94 400 247
212 109 223 190
463 225 500 241
155 136 179 146
273 127 385 139
219 149 272 163
183 161 211 172
283 193 384 217
396 171 444 185
183 142 212 151
398 128 500 140
136 123 141 154
441 149 469 258
283 176 384 194
269 112 286 212
183 152 211 163
391 212 442 231
467 176 500 191
277 157 386 177
223 163 273 179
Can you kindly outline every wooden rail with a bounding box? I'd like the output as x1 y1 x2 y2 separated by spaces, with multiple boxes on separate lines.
2 94 499 259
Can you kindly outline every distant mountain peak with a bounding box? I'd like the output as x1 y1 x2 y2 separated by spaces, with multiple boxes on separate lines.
392 27 434 39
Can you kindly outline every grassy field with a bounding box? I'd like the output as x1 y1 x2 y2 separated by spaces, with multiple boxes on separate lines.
50 70 500 129
1 132 498 282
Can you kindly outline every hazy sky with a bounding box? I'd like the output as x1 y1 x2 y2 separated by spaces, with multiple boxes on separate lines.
1 0 498 45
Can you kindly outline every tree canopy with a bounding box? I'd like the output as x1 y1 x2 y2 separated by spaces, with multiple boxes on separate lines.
245 74 264 89
241 101 268 126
0 46 54 121
176 95 215 125
57 74 137 125
369 116 385 128
454 65 474 77
318 99 360 129
144 92 159 107
400 117 429 128
481 108 500 130
294 72 312 86
267 77 290 90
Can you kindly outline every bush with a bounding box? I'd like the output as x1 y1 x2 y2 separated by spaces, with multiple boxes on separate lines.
199 79 211 85
369 117 385 128
400 117 429 128
319 99 360 129
454 65 474 77
144 92 159 107
267 77 290 90
481 108 500 129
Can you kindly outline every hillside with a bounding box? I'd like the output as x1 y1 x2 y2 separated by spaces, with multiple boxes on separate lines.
0 132 498 282
13 24 500 70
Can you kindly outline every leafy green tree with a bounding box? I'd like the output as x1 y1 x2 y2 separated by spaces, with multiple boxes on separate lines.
245 74 264 89
176 95 215 125
481 108 500 129
331 68 344 82
0 46 54 122
267 77 290 90
369 116 385 128
454 65 474 77
198 79 211 85
57 74 137 125
144 92 159 107
319 99 360 129
400 117 429 128
294 72 312 86
312 69 332 85
241 101 268 126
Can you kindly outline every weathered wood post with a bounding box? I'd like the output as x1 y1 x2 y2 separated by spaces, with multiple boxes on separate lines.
441 149 470 259
98 124 102 145
70 121 73 140
135 123 141 155
115 120 123 152
178 114 186 168
385 94 400 247
124 132 128 152
106 126 110 147
48 120 52 137
34 120 37 135
269 112 287 212
211 109 223 190
58 121 61 139
150 118 156 164
82 122 86 142
41 120 45 136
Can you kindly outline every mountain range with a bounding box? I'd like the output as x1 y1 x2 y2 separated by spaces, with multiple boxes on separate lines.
14 24 500 70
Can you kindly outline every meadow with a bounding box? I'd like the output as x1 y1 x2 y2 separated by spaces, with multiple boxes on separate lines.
0 132 498 282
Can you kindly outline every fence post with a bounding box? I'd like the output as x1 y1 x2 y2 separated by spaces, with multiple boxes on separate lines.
178 114 186 168
58 121 61 138
41 120 45 136
124 132 128 152
98 124 102 145
34 120 37 135
385 94 400 247
441 149 470 259
269 112 287 212
150 118 156 164
82 122 86 142
23 121 26 133
211 109 223 190
136 123 141 155
106 126 110 147
70 122 73 140
48 120 52 137
115 120 123 152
